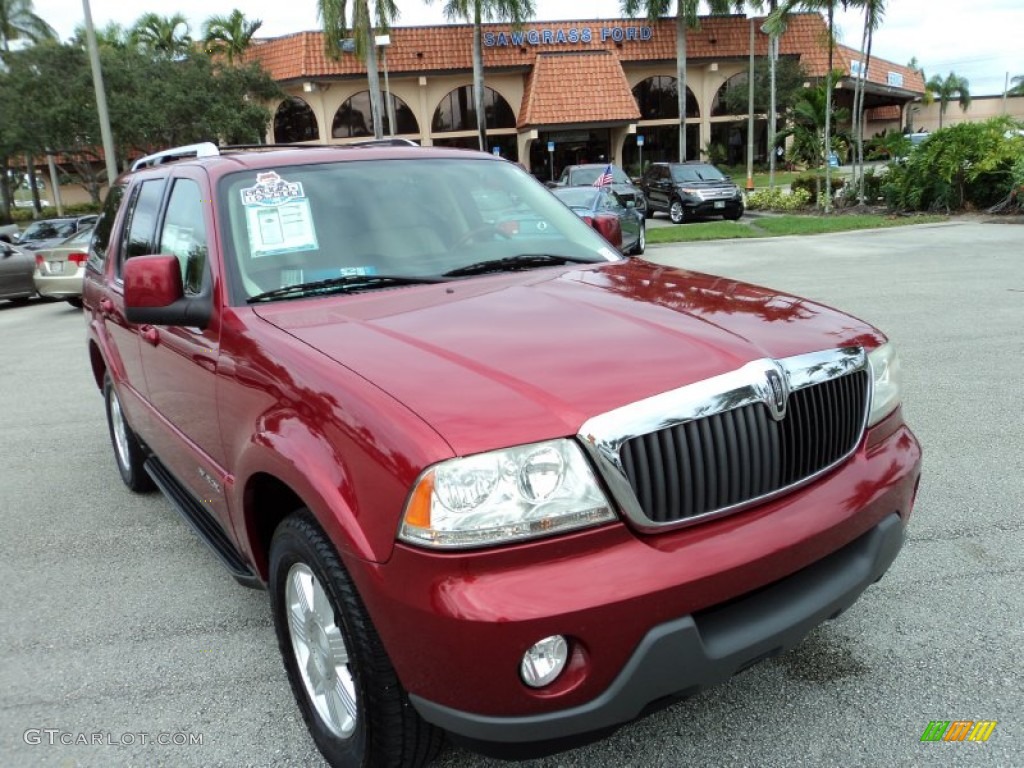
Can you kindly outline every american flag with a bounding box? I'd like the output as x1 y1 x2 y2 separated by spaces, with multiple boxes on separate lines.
592 164 614 187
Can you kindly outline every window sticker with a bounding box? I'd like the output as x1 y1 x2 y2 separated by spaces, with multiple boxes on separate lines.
241 172 318 257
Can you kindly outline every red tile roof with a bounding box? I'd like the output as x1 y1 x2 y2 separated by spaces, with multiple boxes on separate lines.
518 51 640 127
245 13 923 94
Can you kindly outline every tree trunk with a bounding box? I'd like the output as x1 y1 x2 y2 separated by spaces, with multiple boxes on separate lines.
769 33 778 188
473 6 487 152
0 156 12 224
676 13 688 162
823 2 834 214
25 154 42 217
852 9 869 204
858 28 875 204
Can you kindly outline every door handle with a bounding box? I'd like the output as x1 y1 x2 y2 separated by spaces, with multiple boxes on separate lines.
99 297 114 315
141 325 160 346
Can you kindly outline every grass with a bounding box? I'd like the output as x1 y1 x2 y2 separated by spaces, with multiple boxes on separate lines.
718 166 802 189
647 213 949 244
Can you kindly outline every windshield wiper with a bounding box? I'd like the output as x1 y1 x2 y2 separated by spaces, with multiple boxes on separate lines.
442 253 600 278
247 274 447 303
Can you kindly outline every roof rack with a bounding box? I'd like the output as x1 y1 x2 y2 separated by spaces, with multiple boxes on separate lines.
345 138 420 148
131 142 221 171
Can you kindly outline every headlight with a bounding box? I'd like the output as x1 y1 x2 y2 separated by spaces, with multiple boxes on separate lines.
399 439 616 549
868 342 902 426
678 187 705 200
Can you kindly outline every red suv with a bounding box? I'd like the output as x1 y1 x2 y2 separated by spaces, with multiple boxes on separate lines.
83 142 921 767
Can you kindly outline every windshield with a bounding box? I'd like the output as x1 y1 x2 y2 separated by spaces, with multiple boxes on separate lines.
569 166 631 185
671 164 728 183
553 188 600 209
21 220 76 241
219 158 620 304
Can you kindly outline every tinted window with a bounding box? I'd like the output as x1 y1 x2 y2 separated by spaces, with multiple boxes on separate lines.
120 180 166 271
88 184 126 271
21 220 76 241
159 179 208 295
671 164 727 183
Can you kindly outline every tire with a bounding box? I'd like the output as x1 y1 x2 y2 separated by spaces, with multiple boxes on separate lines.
630 222 646 256
724 209 744 222
103 373 154 492
270 512 443 768
66 297 84 309
669 198 686 225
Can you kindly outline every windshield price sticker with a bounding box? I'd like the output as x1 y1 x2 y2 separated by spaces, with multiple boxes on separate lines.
241 172 319 258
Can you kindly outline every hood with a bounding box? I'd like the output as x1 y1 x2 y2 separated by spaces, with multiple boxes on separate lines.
252 261 883 457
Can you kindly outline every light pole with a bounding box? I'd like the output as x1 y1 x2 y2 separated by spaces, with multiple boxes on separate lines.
82 0 118 187
375 35 397 137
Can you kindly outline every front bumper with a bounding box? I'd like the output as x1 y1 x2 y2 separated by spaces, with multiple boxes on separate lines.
354 419 920 750
687 198 744 217
411 512 902 748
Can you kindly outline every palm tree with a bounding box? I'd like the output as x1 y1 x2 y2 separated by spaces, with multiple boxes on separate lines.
203 9 263 65
1008 75 1024 97
770 0 863 212
131 12 193 58
0 0 55 52
429 0 534 152
850 0 884 204
319 0 398 140
777 78 849 202
72 21 129 49
622 1 754 164
926 71 971 128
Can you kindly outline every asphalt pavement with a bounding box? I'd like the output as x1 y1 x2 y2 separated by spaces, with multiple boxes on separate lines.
1 219 1021 767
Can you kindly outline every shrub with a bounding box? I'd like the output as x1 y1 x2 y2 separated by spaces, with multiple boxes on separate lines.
746 187 811 211
791 172 845 200
882 117 1024 212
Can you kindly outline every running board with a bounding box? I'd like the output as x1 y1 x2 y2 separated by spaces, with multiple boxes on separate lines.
144 457 263 589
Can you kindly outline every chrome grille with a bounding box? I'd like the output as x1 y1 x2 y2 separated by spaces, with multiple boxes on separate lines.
619 370 869 524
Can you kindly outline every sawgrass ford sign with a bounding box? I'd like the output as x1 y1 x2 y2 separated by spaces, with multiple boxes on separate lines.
484 25 655 47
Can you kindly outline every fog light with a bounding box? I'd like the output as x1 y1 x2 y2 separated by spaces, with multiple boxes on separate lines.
520 635 568 688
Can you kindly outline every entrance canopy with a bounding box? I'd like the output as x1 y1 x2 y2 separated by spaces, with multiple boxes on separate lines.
517 51 640 129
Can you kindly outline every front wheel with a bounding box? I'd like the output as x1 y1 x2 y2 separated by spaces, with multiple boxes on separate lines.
270 513 443 768
669 198 686 225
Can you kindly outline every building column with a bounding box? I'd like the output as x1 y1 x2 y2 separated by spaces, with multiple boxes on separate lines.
418 76 433 146
517 131 535 171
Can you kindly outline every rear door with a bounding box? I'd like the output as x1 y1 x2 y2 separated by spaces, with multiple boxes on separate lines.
86 178 166 436
0 243 34 298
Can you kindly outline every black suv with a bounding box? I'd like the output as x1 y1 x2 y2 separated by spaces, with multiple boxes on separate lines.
640 162 743 223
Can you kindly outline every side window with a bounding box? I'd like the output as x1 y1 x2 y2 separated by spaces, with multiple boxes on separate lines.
87 184 126 272
159 179 208 295
119 179 166 273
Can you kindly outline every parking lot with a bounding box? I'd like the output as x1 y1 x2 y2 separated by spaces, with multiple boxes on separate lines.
1 220 1021 767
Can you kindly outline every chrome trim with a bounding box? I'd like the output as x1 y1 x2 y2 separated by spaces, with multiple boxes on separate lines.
577 347 869 533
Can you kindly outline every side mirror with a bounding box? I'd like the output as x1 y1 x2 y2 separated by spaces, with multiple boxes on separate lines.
124 254 211 328
626 200 636 209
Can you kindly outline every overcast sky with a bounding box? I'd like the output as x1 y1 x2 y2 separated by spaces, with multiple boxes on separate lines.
34 0 1022 96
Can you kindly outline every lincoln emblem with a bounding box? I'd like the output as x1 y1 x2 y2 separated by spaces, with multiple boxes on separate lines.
765 369 788 421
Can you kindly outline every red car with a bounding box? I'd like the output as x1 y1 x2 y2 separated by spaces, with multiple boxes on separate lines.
83 142 921 768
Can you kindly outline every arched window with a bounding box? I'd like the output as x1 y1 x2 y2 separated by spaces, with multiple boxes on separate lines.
332 91 420 138
274 97 319 143
711 73 749 117
632 76 698 120
432 86 515 133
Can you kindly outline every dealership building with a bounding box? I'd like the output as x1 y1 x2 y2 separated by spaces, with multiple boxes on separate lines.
249 13 925 175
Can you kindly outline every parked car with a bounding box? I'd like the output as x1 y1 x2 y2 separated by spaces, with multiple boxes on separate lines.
551 186 645 255
0 241 36 302
84 141 920 768
15 215 97 251
33 226 94 308
640 162 744 223
552 163 647 215
0 223 19 243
